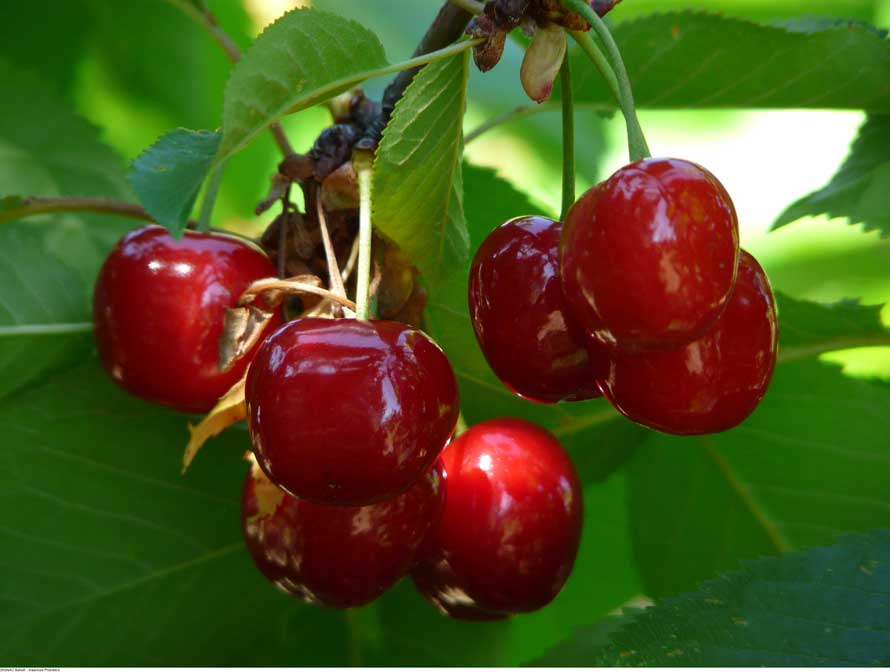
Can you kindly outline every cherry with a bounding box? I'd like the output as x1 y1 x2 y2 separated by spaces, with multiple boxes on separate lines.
93 225 279 414
242 461 444 609
597 250 778 435
412 418 583 618
246 317 460 505
468 216 603 403
560 158 740 351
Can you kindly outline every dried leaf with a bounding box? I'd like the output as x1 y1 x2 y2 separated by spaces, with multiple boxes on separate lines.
321 162 359 211
218 304 276 373
247 460 286 521
182 374 247 473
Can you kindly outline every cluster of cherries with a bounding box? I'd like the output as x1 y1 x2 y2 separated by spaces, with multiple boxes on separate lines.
91 155 776 618
470 157 779 434
93 225 582 618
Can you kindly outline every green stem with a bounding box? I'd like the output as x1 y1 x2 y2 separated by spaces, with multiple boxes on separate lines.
354 154 375 321
564 0 651 161
559 58 575 221
568 30 621 106
198 162 226 232
0 322 94 337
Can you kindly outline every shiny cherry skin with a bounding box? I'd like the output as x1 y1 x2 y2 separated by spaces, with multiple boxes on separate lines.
93 225 279 414
412 418 583 618
560 158 740 351
598 250 778 435
246 317 460 505
242 461 444 609
468 216 603 403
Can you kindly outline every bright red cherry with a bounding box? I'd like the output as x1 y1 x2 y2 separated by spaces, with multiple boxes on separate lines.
597 250 778 435
412 418 583 618
468 216 603 403
93 225 279 414
242 461 444 609
246 317 459 505
560 158 740 351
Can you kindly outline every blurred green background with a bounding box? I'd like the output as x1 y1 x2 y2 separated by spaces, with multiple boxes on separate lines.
3 0 885 376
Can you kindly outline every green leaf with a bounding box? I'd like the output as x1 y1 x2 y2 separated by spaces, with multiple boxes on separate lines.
628 360 890 598
426 164 644 485
773 115 890 236
0 60 133 395
777 291 890 361
0 59 130 203
129 128 221 237
536 529 890 666
0 361 359 666
218 8 388 161
374 54 470 292
0 226 92 400
570 13 890 111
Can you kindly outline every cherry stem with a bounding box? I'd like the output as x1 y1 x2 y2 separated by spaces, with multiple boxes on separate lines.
563 0 651 162
169 0 294 157
315 187 348 315
559 57 575 222
354 151 375 322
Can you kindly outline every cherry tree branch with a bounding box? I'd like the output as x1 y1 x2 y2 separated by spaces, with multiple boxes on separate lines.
168 0 295 157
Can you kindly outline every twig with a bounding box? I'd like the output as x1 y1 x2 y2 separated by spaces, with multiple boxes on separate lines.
0 196 155 226
168 0 294 157
380 2 475 125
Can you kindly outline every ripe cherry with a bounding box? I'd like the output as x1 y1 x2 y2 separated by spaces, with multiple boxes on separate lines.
242 461 444 609
246 317 459 505
93 225 279 414
469 216 603 403
560 158 740 351
412 418 583 618
597 250 778 435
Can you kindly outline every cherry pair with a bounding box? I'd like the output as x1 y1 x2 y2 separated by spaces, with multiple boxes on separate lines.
242 418 583 616
94 225 459 507
470 158 779 435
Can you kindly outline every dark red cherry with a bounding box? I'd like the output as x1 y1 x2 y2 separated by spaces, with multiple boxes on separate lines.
242 461 444 609
598 250 778 435
469 216 603 403
93 225 279 414
412 418 583 618
560 158 740 351
246 317 459 505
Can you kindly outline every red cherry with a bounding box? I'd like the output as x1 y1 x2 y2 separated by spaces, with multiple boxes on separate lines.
468 216 603 403
598 250 778 435
246 317 460 505
242 461 444 609
412 418 583 618
560 158 740 351
93 225 279 414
